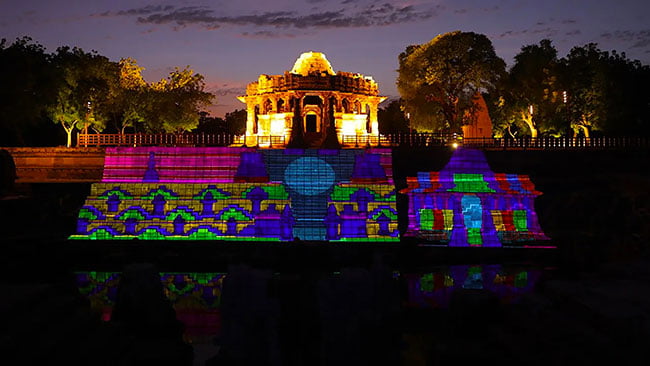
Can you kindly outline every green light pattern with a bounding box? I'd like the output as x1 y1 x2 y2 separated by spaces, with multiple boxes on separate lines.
467 228 483 245
115 209 147 220
515 271 528 288
419 209 434 230
371 208 398 221
330 186 395 202
242 185 289 200
192 188 230 200
78 208 99 220
334 237 400 242
419 273 434 292
165 209 198 221
140 188 180 200
448 174 495 193
513 210 528 231
98 189 133 200
218 207 252 221
139 228 166 240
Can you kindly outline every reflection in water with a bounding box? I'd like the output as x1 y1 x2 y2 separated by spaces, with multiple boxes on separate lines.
75 264 546 364
404 265 541 308
76 272 225 343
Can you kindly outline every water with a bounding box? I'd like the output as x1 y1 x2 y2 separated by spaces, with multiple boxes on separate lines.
73 263 552 365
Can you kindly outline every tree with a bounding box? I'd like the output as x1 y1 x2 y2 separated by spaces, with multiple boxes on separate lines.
48 47 120 146
145 67 214 133
397 31 506 133
558 44 609 138
194 111 227 134
377 99 409 134
224 109 247 135
560 45 650 137
113 58 147 134
503 39 565 137
0 37 59 146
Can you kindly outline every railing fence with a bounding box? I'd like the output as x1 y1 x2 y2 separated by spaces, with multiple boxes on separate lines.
76 133 649 150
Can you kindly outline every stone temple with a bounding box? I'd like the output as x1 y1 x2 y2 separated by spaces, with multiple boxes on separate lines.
237 51 386 148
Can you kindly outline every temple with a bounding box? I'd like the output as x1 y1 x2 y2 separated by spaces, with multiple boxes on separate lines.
399 148 549 247
237 51 386 148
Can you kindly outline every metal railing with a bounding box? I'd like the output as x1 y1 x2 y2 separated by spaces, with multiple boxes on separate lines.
77 133 649 150
461 136 650 150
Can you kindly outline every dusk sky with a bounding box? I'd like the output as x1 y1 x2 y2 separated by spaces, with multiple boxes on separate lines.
2 0 649 117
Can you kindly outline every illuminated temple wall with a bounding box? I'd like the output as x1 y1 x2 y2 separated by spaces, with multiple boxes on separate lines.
399 148 549 246
70 147 398 242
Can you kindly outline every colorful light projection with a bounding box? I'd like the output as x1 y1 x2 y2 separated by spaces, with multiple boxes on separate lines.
70 183 293 240
399 148 549 246
76 271 225 342
70 147 398 241
262 148 398 241
403 265 543 308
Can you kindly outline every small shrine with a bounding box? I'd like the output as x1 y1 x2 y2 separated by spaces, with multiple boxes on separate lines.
237 51 386 148
399 148 549 246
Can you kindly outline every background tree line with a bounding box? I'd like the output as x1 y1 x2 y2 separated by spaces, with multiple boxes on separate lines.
0 37 245 147
386 31 650 138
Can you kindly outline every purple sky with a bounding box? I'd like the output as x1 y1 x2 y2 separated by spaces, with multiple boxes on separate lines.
2 0 649 117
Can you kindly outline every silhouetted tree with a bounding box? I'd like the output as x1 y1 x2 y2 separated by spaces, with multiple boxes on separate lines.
559 44 650 137
0 37 59 146
378 99 410 134
224 109 247 135
194 111 227 133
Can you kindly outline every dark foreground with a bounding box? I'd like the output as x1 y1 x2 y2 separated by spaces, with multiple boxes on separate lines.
2 235 650 366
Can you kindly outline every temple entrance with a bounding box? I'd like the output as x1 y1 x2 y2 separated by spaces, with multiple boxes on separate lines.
461 195 483 245
305 114 317 133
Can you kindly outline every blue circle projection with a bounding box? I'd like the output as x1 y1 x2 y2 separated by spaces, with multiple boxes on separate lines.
284 157 335 195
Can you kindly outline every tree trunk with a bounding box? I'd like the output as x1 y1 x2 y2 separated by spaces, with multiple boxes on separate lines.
521 110 538 138
61 120 76 148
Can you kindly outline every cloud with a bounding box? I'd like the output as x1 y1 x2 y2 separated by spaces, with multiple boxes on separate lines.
94 4 174 17
100 2 437 31
209 85 246 97
600 30 650 49
136 6 220 26
240 30 298 39
498 27 558 39
498 18 581 40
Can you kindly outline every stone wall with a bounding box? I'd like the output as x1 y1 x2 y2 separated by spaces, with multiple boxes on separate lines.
2 147 105 183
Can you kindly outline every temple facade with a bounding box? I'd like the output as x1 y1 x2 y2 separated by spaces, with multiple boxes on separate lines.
237 51 386 148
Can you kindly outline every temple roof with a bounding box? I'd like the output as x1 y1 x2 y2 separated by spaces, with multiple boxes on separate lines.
290 51 335 76
399 148 542 195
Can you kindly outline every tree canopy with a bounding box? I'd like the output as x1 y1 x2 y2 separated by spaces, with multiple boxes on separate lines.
0 37 59 145
397 31 506 133
487 40 650 138
0 37 217 146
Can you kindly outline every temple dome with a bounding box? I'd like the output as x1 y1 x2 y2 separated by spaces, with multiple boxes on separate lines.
290 51 335 76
